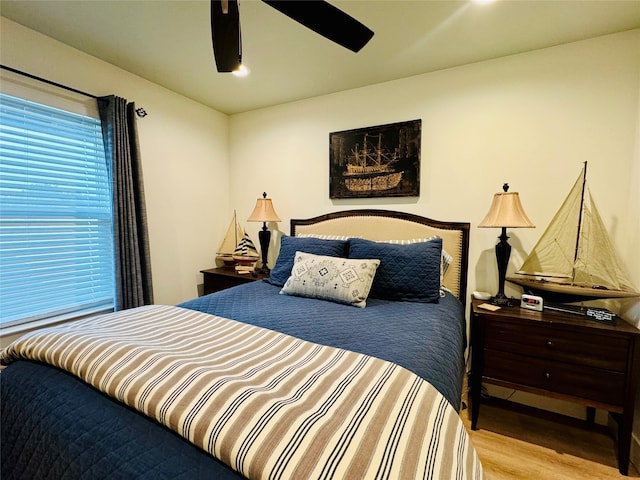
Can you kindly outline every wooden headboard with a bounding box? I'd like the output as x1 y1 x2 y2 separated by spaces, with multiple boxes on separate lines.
290 209 470 305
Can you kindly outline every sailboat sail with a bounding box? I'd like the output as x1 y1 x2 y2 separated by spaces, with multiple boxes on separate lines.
574 198 636 291
232 232 259 264
216 212 245 265
516 171 584 280
510 163 638 300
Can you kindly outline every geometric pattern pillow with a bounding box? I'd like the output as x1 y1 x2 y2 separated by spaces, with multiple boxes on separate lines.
280 252 380 308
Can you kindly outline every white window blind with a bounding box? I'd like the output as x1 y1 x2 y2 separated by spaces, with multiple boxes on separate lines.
0 93 115 328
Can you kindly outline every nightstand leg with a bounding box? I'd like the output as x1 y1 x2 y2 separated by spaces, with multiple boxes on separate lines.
469 358 481 430
586 406 595 426
469 315 484 430
469 314 484 430
618 413 631 475
470 393 480 430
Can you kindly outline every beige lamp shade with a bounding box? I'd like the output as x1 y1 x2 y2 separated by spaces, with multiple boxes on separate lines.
478 190 534 228
247 194 281 223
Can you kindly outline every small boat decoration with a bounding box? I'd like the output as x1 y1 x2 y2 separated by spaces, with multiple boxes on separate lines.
508 162 639 302
216 211 244 267
232 232 259 267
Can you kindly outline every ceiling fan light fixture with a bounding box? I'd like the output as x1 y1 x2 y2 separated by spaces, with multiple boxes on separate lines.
232 64 250 77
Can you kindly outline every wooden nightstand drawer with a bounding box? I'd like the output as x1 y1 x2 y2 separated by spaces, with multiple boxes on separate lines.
483 349 626 406
485 319 628 372
201 268 268 295
470 299 640 475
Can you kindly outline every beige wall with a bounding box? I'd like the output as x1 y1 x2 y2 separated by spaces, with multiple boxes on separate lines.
229 30 640 322
2 15 640 467
0 17 230 311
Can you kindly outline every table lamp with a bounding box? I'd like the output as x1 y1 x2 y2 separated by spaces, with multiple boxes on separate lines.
247 192 281 274
478 183 534 305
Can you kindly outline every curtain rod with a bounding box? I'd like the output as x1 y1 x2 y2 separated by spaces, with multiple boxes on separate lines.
1 64 148 117
1 64 98 99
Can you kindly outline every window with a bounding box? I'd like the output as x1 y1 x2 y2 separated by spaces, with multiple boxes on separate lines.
0 93 114 329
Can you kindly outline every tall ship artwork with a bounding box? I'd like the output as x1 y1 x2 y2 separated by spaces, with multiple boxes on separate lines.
330 120 421 199
342 133 403 193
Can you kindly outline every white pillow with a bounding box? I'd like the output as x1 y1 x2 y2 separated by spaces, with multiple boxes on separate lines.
280 252 380 308
296 234 359 241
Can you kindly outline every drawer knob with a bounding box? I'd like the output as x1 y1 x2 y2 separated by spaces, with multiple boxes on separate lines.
546 340 553 347
545 371 550 379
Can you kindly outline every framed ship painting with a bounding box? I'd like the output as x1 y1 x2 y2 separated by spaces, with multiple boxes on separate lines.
330 119 421 199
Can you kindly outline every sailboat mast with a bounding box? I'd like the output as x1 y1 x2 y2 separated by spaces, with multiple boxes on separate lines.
233 210 238 245
571 161 588 284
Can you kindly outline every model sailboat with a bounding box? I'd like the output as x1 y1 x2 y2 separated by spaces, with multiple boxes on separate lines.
216 212 260 269
232 232 259 266
216 211 259 267
508 162 638 302
216 211 245 267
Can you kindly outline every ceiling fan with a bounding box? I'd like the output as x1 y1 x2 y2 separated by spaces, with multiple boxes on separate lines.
210 0 374 72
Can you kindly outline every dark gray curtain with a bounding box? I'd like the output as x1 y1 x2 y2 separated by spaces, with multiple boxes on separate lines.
98 95 153 310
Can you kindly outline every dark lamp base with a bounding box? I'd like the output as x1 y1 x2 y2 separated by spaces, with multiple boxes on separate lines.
254 265 270 275
257 224 272 274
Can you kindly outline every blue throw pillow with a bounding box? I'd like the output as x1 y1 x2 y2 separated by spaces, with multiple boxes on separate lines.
348 237 443 302
266 236 349 286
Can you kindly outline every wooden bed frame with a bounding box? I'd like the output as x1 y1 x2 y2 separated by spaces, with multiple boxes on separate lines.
291 209 470 305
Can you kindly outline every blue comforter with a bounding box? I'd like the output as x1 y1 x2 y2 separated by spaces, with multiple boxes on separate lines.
1 282 466 480
179 280 466 410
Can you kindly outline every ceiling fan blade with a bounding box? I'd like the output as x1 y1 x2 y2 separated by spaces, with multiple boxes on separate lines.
211 0 242 72
262 1 374 53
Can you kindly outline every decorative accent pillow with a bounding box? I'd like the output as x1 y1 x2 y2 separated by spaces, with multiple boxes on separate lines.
266 236 349 286
296 234 358 241
280 252 380 308
348 237 443 303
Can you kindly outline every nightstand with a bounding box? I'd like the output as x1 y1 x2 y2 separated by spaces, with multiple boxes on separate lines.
200 267 268 295
469 298 640 475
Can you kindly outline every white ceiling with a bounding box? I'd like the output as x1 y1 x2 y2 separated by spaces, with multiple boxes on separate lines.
2 0 639 115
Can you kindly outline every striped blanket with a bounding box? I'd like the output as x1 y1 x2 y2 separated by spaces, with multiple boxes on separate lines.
1 305 484 480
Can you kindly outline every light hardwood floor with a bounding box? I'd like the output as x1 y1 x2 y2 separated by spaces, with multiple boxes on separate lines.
462 400 640 479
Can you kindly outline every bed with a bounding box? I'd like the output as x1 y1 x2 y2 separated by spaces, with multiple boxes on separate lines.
1 209 481 480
